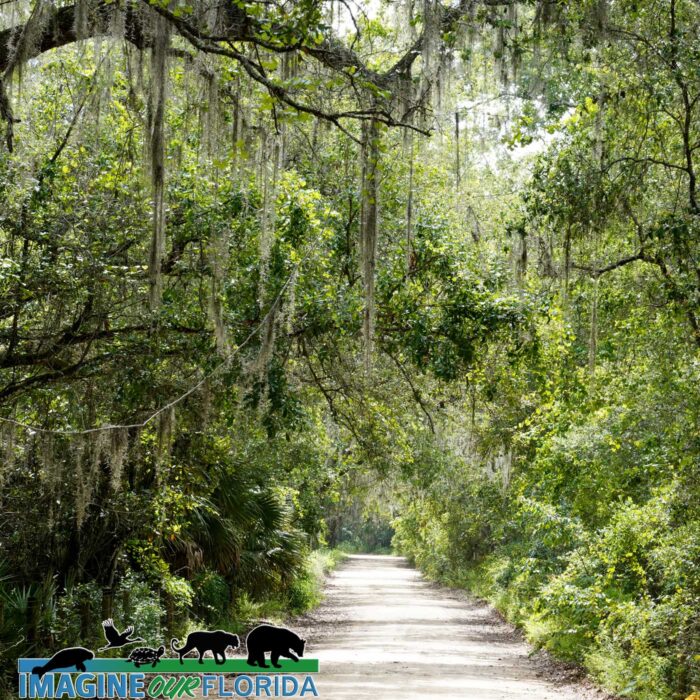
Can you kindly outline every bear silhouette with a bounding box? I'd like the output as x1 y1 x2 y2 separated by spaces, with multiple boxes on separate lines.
246 624 306 669
171 630 239 664
32 647 94 678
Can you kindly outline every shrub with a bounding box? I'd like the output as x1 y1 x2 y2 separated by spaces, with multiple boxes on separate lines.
192 569 231 625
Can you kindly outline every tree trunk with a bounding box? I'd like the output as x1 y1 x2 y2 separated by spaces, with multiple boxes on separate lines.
101 587 113 621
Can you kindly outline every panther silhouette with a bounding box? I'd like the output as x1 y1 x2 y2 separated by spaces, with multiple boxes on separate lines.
171 630 239 664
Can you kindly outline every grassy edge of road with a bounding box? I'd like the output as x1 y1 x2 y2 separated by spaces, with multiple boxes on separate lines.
228 548 349 631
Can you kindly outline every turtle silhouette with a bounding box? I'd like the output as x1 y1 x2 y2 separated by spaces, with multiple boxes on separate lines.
99 619 144 651
127 646 165 668
32 647 94 678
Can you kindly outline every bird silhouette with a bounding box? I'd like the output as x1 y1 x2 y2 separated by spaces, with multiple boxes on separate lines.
98 619 144 651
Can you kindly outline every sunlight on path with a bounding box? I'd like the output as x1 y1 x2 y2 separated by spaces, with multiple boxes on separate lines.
312 554 589 700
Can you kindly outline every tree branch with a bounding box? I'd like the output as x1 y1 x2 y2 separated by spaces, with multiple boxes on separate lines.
571 252 647 278
385 349 435 434
0 0 495 139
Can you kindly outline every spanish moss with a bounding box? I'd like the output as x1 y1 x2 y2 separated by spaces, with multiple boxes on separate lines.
146 13 170 310
360 119 380 372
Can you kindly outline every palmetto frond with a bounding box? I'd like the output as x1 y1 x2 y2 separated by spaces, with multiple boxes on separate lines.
172 470 306 598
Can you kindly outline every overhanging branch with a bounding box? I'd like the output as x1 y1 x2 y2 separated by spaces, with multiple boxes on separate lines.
0 0 505 139
571 251 647 278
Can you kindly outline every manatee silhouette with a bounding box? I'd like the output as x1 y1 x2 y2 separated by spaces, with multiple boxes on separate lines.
32 647 94 678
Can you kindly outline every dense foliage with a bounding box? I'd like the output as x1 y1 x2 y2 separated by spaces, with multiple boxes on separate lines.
393 2 700 699
1 1 699 699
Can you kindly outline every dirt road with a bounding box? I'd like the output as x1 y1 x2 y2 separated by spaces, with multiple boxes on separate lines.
303 554 610 700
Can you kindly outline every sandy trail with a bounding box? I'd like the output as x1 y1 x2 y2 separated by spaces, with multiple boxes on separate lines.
303 554 608 700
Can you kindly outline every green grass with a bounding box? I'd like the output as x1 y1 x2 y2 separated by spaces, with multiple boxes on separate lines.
177 548 348 640
222 548 349 632
285 548 348 615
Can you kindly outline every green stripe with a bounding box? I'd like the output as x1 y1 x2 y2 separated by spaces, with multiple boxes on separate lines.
18 658 319 674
